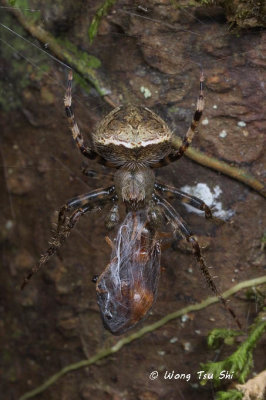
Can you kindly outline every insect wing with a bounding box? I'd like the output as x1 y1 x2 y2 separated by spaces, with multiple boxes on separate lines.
96 211 161 335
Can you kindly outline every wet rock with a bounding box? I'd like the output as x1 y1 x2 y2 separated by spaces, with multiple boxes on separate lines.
13 249 35 274
22 108 41 127
43 258 69 294
140 33 193 75
57 312 79 337
37 157 51 174
6 170 34 195
222 0 266 28
138 391 159 400
199 118 265 163
247 32 266 67
40 0 85 32
182 341 192 352
162 76 193 104
206 69 237 93
21 289 38 307
81 387 118 400
129 76 160 104
40 86 55 105
207 92 249 118
0 219 15 242
200 22 236 59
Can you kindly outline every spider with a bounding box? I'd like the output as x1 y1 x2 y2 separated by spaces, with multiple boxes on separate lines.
21 70 240 333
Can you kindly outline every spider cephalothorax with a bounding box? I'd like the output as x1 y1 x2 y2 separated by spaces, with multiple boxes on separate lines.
93 105 172 165
21 70 240 334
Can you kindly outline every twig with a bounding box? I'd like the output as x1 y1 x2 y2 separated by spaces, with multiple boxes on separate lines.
19 276 266 400
88 0 117 43
172 136 266 198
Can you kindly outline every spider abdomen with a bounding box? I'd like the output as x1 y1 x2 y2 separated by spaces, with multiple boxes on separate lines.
114 167 155 207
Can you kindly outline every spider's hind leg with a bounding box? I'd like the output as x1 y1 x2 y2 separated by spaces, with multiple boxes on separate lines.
153 193 241 329
57 186 115 231
155 183 212 219
155 183 225 225
21 186 116 289
21 206 87 290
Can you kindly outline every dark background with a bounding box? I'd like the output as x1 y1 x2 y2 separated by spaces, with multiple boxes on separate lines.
0 1 265 399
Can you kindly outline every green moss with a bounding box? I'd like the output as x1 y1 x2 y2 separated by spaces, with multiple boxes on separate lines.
245 286 265 309
215 389 243 400
72 73 92 94
56 37 108 95
261 232 266 250
195 0 266 28
207 328 244 348
200 310 266 387
4 1 110 97
8 0 41 23
58 38 101 69
88 0 117 43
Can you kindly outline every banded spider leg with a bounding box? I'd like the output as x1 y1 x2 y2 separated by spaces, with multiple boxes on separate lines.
21 186 117 289
153 193 241 329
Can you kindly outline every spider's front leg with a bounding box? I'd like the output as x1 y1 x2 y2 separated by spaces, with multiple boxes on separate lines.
153 193 241 329
64 70 115 167
64 70 98 161
152 72 204 168
21 186 117 289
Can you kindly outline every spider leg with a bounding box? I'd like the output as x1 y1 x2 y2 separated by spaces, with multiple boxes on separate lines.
81 164 114 180
155 182 212 219
57 186 116 231
64 70 116 167
21 186 117 289
153 193 241 329
151 72 204 168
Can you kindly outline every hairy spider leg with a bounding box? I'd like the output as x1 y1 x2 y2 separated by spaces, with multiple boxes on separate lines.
153 194 241 329
155 182 212 219
57 186 116 230
81 163 114 180
64 70 116 167
21 187 117 289
152 72 204 168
